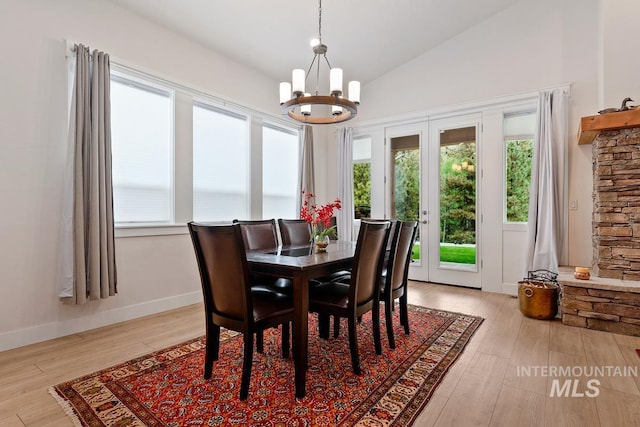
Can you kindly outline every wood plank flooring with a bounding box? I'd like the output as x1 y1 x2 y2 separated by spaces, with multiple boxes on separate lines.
1 282 640 426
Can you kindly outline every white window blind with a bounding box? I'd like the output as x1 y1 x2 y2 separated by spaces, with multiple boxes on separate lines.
110 75 174 224
193 102 249 221
262 124 300 219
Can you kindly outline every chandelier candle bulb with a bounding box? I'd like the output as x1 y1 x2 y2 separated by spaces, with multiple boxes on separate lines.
348 81 360 103
330 68 343 95
301 94 311 116
279 82 291 104
292 69 305 96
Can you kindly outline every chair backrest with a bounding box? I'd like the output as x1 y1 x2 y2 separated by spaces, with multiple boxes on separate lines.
350 220 391 308
386 221 418 293
188 223 251 329
278 219 311 246
233 219 279 251
367 218 398 253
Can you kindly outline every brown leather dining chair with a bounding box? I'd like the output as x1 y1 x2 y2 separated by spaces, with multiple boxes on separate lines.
308 220 391 375
380 220 418 349
233 219 293 294
187 222 294 400
278 218 311 246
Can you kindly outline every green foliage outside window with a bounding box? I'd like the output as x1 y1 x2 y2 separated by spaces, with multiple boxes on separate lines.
505 139 533 222
353 162 371 218
393 150 420 221
440 143 476 244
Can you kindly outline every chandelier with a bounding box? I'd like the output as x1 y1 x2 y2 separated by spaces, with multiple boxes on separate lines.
279 0 360 124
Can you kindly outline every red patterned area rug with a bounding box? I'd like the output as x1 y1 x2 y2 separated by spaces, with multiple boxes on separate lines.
50 305 482 426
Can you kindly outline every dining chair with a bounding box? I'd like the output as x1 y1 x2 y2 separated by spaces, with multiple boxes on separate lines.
278 218 311 246
187 222 294 400
233 219 293 294
278 218 348 334
380 220 418 349
309 220 391 375
328 218 396 339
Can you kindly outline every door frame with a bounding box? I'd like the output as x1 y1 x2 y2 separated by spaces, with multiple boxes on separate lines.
384 122 430 282
427 114 482 288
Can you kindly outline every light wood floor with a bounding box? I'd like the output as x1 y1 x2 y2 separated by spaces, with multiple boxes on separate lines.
1 282 640 426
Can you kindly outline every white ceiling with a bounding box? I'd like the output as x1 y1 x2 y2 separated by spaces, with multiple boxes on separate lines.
106 0 519 85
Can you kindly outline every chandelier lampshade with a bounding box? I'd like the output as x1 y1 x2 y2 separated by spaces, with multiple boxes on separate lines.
279 0 360 124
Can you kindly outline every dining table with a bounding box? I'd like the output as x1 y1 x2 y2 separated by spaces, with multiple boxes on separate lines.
245 240 356 398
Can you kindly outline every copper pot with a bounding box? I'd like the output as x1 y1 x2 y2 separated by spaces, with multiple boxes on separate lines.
518 280 558 320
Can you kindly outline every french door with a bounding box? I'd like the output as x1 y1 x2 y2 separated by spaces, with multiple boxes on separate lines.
428 115 481 288
386 115 481 288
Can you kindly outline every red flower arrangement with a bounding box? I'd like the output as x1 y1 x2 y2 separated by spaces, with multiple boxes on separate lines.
300 191 342 241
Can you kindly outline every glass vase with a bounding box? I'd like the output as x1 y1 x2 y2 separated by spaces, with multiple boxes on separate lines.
314 234 330 252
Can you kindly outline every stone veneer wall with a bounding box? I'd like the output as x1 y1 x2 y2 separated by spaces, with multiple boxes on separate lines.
592 126 640 280
561 280 640 336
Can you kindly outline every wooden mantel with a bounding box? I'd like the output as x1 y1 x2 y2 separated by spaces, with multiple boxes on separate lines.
578 108 640 144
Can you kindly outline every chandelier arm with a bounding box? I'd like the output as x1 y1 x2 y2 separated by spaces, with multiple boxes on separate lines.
323 54 332 70
305 55 318 81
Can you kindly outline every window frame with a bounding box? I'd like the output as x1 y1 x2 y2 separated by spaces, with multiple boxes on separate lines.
109 64 302 237
502 110 536 226
110 71 176 227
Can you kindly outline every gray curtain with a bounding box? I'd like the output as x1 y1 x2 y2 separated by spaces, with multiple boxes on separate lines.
58 44 117 303
337 127 355 241
299 125 315 211
524 88 568 274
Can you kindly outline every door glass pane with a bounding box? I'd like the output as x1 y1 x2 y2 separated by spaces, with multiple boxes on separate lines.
391 135 420 262
439 127 477 268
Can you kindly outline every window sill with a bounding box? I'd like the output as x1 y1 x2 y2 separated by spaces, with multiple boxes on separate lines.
115 223 188 238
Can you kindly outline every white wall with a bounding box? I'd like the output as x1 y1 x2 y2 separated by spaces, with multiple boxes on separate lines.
0 0 282 351
331 0 606 289
1 0 636 350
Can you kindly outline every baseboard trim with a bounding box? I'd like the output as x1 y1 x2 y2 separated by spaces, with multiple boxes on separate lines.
0 291 201 352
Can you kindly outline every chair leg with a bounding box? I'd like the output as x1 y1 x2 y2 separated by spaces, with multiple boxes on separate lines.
318 313 331 339
281 322 290 358
400 294 410 335
240 333 254 401
256 330 264 353
385 299 396 350
347 316 361 375
333 315 340 338
204 323 220 379
372 304 382 356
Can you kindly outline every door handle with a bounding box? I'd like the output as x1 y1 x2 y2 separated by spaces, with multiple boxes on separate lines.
421 220 428 224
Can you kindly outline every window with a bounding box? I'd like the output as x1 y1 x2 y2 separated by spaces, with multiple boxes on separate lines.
193 103 249 221
262 124 300 219
353 136 372 219
110 75 174 224
504 112 536 223
108 66 302 235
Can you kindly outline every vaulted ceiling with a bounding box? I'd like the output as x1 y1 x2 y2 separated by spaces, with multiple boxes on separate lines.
105 0 520 86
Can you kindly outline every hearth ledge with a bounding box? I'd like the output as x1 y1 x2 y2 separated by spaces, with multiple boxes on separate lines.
557 266 640 293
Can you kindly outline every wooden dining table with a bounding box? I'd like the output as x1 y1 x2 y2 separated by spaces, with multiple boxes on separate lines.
245 240 356 398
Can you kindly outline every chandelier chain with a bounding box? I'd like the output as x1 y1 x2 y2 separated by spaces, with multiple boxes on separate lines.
318 0 322 43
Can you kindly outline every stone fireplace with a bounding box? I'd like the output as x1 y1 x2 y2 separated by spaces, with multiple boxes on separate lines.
592 126 640 280
556 111 640 337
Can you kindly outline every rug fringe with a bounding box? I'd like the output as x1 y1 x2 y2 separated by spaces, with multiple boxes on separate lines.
48 386 84 427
